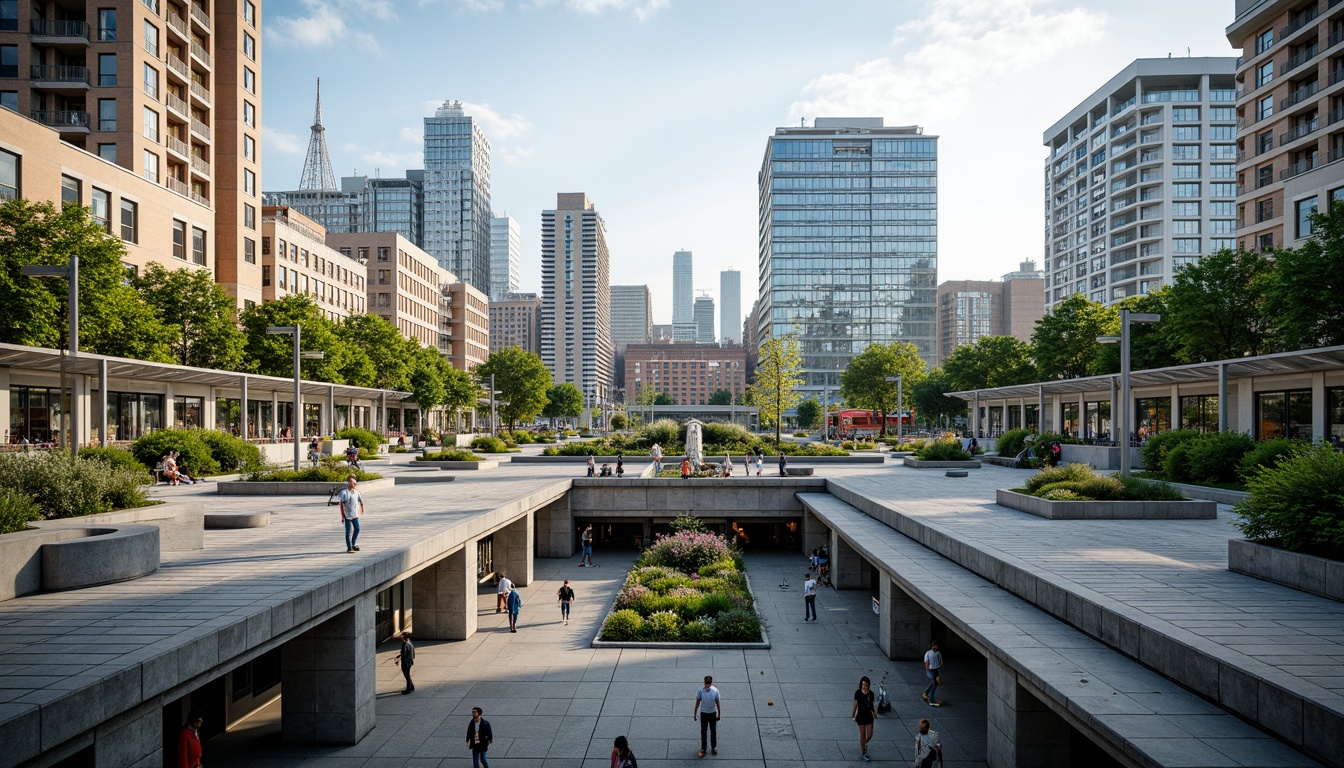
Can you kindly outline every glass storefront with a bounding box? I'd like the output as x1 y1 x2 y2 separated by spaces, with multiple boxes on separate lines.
1256 390 1312 440
1135 397 1171 441
1084 401 1112 442
107 392 162 442
174 396 203 430
1060 401 1080 438
9 386 62 444
1330 388 1344 449
1179 394 1219 433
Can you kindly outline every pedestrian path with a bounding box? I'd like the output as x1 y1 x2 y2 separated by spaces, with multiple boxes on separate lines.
207 552 989 767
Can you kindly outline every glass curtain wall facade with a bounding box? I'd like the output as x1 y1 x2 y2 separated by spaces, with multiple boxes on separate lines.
758 119 938 394
423 101 492 294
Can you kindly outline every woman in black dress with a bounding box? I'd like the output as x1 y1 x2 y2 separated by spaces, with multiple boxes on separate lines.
851 675 876 762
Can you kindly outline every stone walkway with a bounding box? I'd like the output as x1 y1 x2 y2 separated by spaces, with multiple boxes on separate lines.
208 552 989 767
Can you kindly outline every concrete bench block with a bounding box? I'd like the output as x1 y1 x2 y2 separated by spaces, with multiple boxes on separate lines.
409 460 498 470
205 512 271 529
41 526 160 591
392 474 458 485
903 457 982 468
784 467 814 476
945 470 969 477
215 478 394 495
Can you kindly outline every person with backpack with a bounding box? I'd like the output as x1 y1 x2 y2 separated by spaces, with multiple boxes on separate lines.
914 718 941 768
851 675 877 762
610 735 637 768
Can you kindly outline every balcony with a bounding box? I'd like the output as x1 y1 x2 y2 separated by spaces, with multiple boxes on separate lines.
189 41 211 69
165 54 189 83
1284 44 1320 74
190 156 210 179
1282 4 1320 39
30 109 90 131
1282 118 1321 144
1330 144 1344 162
29 64 90 89
1331 66 1344 86
165 91 189 120
190 118 211 141
165 176 190 197
189 2 210 32
165 12 188 41
30 18 89 43
191 189 209 207
1281 156 1320 179
1330 105 1344 124
1281 81 1321 110
189 80 210 106
165 134 190 160
1331 25 1344 48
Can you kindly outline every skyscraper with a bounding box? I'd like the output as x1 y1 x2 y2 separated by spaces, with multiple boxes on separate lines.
719 269 741 345
758 118 939 394
672 250 696 341
934 260 1045 365
610 285 653 352
490 214 521 300
1043 58 1238 310
540 193 614 399
423 100 492 294
694 295 716 344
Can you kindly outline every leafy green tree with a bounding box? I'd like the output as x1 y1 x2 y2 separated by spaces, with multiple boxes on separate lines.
477 346 552 430
1031 294 1119 380
1095 290 1183 373
338 314 419 389
82 285 176 362
543 382 584 425
442 363 480 429
1162 248 1274 362
1264 203 1344 350
635 387 675 406
135 263 245 369
707 388 734 406
407 355 446 433
795 398 823 429
748 333 804 445
239 294 367 382
609 411 628 430
839 341 926 436
941 336 1036 391
912 368 967 428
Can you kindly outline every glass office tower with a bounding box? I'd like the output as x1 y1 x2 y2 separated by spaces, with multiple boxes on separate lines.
757 118 938 395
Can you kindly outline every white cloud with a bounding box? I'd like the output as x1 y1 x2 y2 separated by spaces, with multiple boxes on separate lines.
269 0 393 49
263 125 306 157
359 150 424 174
789 0 1108 125
565 0 667 21
497 145 538 164
399 125 422 143
450 0 504 10
459 101 532 141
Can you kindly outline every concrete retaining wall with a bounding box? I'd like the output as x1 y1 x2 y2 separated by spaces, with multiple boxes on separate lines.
410 460 498 470
1229 538 1344 602
393 474 458 485
215 478 395 495
903 457 981 469
568 477 826 517
35 502 204 551
510 454 884 465
1060 444 1144 470
996 489 1217 520
41 526 160 591
1160 480 1251 505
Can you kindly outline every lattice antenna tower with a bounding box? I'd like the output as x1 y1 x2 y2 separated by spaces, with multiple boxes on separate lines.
299 78 338 191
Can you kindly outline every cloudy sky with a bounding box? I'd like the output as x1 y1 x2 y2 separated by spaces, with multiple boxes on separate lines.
261 0 1237 329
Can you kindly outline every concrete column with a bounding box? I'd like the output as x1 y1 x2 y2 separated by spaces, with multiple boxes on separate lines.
93 700 160 768
1218 363 1228 432
1311 371 1326 442
1237 377 1255 436
971 394 980 436
281 594 376 745
240 375 249 440
492 514 534 587
164 383 176 429
411 544 478 641
1019 400 1026 431
328 384 336 434
829 530 863 589
1037 387 1045 432
271 390 279 439
1108 377 1117 443
878 575 931 660
986 656 1071 768
1078 392 1085 440
534 496 574 557
1170 384 1181 431
801 510 827 558
98 358 108 446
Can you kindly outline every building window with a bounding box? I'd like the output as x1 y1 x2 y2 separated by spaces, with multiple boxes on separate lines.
1171 107 1199 122
243 32 255 60
1173 164 1201 179
261 264 270 286
0 44 14 78
243 134 255 161
143 20 158 57
1257 95 1274 121
1257 232 1274 251
1296 196 1319 238
1256 28 1273 55
1256 61 1273 87
243 168 255 196
142 63 159 99
244 203 255 229
243 101 254 127
96 7 115 39
1256 199 1275 222
377 247 389 261
119 199 138 243
0 149 17 200
1256 390 1312 440
1172 126 1200 141
0 90 16 112
143 107 159 141
243 67 255 93
1172 183 1200 198
244 0 256 26
244 237 255 264
98 53 117 86
91 188 111 232
98 99 117 131
172 220 186 259
98 143 116 163
192 226 206 264
61 175 80 206
142 150 158 183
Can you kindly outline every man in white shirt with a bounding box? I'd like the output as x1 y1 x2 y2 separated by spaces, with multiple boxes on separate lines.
922 640 943 707
338 475 364 553
651 443 663 474
496 572 513 613
693 675 722 757
803 572 818 622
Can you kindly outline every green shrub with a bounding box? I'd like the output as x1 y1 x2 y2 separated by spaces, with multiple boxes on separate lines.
1023 462 1094 494
610 413 628 430
697 592 741 617
639 610 681 641
0 489 42 535
1236 444 1344 558
712 609 762 642
79 446 150 478
471 436 512 453
915 438 972 462
669 514 709 534
542 440 622 456
130 429 220 476
775 442 849 456
1163 443 1194 482
0 451 151 519
1041 488 1084 501
602 609 645 641
390 446 410 454
995 429 1034 458
637 419 680 448
1117 476 1185 501
508 430 535 444
335 427 383 453
1239 438 1308 479
642 530 737 573
794 431 809 437
680 617 715 642
1184 431 1256 484
198 430 264 472
1140 429 1199 474
242 460 382 483
416 449 485 461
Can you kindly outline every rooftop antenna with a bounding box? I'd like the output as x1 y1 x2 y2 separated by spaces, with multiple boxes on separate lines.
299 78 338 191
800 116 806 127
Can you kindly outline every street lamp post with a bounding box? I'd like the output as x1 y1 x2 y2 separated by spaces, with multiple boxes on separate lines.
266 325 324 470
884 375 903 445
1097 308 1161 477
23 257 79 453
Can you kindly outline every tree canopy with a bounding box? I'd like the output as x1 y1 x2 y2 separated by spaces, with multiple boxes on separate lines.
839 341 926 436
707 388 734 406
136 263 244 369
1031 294 1120 380
912 368 967 428
941 335 1035 392
543 382 584 421
476 346 552 430
1263 204 1344 350
1162 248 1274 363
748 333 804 445
795 398 823 430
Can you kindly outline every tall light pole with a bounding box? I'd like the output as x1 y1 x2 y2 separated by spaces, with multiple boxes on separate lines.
267 325 324 470
884 375 903 445
1098 308 1160 477
23 257 79 453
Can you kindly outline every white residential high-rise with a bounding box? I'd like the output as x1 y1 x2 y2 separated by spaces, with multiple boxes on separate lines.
424 100 492 294
672 250 696 341
490 214 521 300
694 295 716 344
1043 58 1239 310
719 269 741 345
540 193 614 399
610 285 653 352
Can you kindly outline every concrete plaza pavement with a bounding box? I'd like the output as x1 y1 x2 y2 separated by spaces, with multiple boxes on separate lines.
208 551 989 768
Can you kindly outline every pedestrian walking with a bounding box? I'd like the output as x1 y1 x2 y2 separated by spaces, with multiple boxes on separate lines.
395 631 415 694
579 524 595 566
587 454 596 477
338 475 365 553
496 572 513 613
651 442 663 474
852 675 876 762
755 451 764 476
465 707 493 768
778 452 788 476
506 586 523 632
922 640 944 707
692 675 721 757
914 718 941 768
681 458 692 479
616 453 625 477
177 710 204 768
610 734 638 768
803 571 818 622
557 579 575 625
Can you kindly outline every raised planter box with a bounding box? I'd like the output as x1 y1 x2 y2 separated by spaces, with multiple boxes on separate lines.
996 489 1216 520
1228 538 1344 602
982 455 1031 468
784 467 815 476
215 478 395 495
592 567 770 650
904 457 981 469
411 459 498 470
205 512 271 529
1158 480 1250 506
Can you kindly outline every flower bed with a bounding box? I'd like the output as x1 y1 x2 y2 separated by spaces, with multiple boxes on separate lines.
599 524 763 644
1016 463 1184 501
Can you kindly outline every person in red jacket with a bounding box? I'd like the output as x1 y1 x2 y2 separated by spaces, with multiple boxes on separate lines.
178 710 204 768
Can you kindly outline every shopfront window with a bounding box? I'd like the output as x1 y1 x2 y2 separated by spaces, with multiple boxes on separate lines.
1180 394 1219 433
1084 401 1112 442
9 386 62 444
1257 390 1312 440
1329 388 1344 449
303 403 321 437
216 398 241 435
174 396 203 430
1134 397 1171 441
987 406 1004 436
246 399 274 440
1060 401 1080 438
335 404 350 431
107 392 163 443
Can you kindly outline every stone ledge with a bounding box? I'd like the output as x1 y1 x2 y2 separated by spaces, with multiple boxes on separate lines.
1229 538 1344 602
784 467 815 476
36 501 203 551
215 478 395 495
510 454 884 464
41 525 160 591
205 512 271 529
410 460 499 470
982 455 1031 468
996 489 1217 520
392 474 458 485
903 457 981 469
1158 480 1251 505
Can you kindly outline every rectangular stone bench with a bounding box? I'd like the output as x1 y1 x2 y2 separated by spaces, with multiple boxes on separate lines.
797 492 1314 768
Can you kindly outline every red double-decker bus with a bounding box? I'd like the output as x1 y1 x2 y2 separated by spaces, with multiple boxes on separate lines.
824 409 910 439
